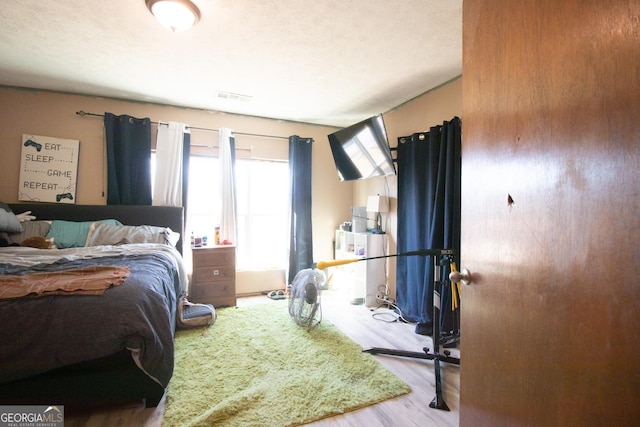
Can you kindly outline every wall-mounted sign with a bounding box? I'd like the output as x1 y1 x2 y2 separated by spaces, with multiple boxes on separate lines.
19 134 80 203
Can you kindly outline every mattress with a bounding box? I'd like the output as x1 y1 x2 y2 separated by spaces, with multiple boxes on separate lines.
0 243 186 387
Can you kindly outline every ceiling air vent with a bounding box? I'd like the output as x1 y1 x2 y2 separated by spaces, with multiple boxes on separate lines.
215 91 253 102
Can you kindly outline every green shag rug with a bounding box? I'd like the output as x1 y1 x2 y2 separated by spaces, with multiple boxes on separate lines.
162 302 411 427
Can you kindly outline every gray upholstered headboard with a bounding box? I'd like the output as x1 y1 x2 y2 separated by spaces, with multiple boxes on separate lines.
8 203 185 254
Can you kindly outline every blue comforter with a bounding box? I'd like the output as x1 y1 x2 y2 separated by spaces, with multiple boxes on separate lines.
0 244 184 387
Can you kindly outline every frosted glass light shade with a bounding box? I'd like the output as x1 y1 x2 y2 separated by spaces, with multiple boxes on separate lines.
146 0 201 32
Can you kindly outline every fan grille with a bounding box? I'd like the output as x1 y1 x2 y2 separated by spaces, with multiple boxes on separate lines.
288 269 325 331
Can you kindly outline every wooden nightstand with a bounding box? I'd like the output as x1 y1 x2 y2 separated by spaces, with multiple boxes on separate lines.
190 245 236 308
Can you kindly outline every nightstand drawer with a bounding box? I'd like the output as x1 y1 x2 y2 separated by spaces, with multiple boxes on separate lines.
192 280 234 299
193 247 235 267
190 245 236 307
192 265 235 283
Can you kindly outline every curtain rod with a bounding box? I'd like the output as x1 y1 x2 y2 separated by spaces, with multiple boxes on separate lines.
76 110 290 141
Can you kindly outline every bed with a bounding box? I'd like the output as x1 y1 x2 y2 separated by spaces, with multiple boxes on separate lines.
0 203 185 411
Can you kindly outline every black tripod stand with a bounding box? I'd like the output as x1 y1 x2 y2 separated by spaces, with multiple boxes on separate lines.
317 248 461 410
362 249 460 411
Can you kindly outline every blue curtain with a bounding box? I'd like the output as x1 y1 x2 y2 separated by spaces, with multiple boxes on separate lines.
287 135 314 284
181 131 191 214
396 117 461 335
104 113 152 205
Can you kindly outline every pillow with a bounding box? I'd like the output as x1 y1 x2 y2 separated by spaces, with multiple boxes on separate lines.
46 219 122 249
86 223 180 247
0 202 24 233
6 220 52 245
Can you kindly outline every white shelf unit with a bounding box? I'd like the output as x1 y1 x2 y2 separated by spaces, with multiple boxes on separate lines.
333 230 387 306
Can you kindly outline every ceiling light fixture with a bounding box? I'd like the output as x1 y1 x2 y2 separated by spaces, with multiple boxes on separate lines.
146 0 201 32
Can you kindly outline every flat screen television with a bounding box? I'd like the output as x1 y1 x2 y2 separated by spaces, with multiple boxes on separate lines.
328 114 396 181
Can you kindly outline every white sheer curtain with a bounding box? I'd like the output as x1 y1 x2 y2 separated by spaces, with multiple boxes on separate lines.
219 128 237 244
153 121 188 206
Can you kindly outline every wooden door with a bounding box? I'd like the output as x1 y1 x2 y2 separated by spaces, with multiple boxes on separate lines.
460 1 640 426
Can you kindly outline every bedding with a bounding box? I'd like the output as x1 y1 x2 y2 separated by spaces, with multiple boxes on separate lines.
45 219 122 248
0 265 130 299
0 203 185 409
86 223 180 247
6 203 185 255
0 202 23 233
0 243 185 388
5 220 51 245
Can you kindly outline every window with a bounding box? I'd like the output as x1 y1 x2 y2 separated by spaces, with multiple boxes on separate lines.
187 155 289 270
187 156 221 241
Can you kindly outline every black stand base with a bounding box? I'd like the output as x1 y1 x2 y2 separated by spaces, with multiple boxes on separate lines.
363 345 460 411
363 250 460 411
364 347 460 366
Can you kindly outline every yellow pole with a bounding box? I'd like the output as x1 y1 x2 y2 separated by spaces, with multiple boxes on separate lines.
316 258 360 270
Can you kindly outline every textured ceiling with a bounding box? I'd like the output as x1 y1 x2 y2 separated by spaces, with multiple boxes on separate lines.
0 0 462 127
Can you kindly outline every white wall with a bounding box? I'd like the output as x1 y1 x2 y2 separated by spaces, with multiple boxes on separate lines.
0 87 351 293
0 79 462 296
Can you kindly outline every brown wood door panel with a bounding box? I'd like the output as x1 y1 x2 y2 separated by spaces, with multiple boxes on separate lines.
461 1 640 425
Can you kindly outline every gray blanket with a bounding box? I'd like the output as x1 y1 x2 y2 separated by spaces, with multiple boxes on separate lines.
0 244 184 387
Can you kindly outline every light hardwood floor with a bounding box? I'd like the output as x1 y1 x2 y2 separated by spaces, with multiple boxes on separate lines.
67 287 460 426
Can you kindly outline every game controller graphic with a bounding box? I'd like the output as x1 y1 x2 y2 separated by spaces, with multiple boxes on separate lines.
56 192 74 202
24 139 43 152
